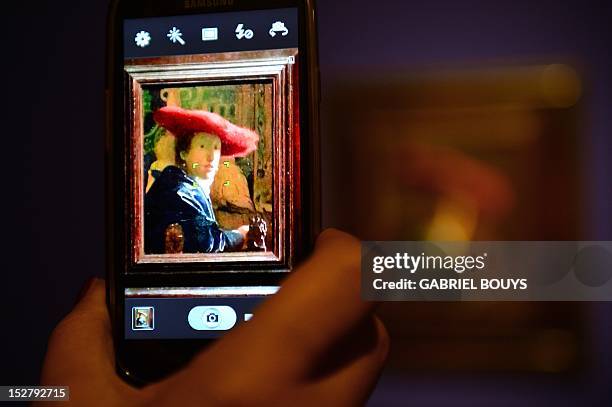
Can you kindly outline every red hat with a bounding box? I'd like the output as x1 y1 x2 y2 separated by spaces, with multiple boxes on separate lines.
153 106 259 157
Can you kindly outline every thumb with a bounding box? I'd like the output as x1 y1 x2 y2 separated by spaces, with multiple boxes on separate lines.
41 278 116 384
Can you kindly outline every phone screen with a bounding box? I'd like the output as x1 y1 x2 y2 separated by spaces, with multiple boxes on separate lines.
118 6 305 342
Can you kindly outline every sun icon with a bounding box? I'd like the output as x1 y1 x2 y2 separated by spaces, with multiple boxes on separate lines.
135 31 151 48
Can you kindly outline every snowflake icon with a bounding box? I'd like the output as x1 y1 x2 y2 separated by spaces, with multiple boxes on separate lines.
135 31 151 48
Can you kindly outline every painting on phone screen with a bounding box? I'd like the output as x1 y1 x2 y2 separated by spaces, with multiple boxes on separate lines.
125 49 298 266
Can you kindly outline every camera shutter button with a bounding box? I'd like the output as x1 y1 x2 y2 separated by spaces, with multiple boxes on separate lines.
188 306 237 331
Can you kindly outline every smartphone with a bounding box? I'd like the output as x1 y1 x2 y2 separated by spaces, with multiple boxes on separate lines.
105 0 320 384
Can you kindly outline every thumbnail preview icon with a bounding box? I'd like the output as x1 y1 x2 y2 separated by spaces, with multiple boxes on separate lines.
132 307 155 331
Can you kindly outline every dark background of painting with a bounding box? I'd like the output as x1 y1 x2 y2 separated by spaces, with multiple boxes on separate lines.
2 1 611 405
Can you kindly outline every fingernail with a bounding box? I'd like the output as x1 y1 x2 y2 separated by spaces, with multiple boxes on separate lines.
75 277 97 304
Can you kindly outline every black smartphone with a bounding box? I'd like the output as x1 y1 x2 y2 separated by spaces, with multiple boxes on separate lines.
105 0 320 385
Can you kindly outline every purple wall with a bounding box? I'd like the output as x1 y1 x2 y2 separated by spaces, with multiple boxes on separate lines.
317 0 611 238
315 1 612 405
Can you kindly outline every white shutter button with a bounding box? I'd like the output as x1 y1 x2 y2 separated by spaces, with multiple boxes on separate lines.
188 306 237 331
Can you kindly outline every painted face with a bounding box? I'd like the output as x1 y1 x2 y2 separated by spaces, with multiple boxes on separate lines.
181 132 222 181
154 131 176 163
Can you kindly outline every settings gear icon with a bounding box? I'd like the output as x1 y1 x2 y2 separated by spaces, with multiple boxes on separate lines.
135 31 151 48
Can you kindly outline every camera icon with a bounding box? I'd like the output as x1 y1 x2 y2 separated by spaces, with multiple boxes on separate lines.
188 306 237 331
203 308 221 328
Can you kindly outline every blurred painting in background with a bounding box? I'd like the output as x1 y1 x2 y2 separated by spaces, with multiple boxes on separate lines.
326 64 585 373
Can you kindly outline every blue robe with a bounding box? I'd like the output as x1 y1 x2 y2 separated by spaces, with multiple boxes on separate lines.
144 166 243 254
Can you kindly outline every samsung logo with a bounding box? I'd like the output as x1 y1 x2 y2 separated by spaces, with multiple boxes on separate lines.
184 0 235 8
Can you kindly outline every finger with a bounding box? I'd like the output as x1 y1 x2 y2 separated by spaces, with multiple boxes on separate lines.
41 279 117 384
307 315 388 381
306 316 389 407
40 279 147 406
155 317 388 407
212 316 388 407
248 229 375 372
187 229 375 381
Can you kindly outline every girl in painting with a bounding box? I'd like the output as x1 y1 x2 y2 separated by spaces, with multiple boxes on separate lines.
144 106 259 254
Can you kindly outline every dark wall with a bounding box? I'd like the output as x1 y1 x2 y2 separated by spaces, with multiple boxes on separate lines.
3 2 108 385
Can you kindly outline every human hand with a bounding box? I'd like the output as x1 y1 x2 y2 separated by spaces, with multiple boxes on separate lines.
237 224 250 237
235 224 250 250
38 229 389 406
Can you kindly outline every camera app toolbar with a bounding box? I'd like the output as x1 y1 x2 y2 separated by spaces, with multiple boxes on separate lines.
124 8 298 58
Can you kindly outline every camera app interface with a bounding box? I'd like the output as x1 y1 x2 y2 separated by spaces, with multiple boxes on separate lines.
123 8 300 339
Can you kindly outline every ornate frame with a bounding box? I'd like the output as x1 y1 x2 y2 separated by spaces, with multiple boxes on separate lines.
125 49 298 266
